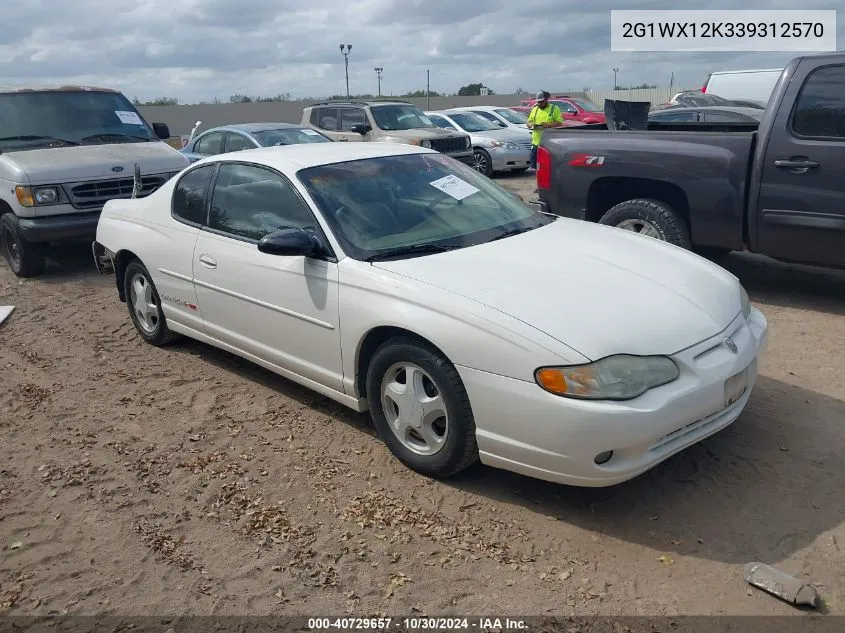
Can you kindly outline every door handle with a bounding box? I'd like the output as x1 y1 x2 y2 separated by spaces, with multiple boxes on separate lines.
198 254 217 269
774 158 819 170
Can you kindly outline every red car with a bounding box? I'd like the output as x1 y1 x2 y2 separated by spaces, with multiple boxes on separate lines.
514 96 606 125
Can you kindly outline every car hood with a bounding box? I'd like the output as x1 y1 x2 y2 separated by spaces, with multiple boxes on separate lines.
470 128 531 143
372 218 741 360
389 128 466 140
2 142 189 184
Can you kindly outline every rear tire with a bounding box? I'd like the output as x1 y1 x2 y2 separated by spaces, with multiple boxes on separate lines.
0 214 46 278
123 260 179 346
598 198 692 250
365 336 479 479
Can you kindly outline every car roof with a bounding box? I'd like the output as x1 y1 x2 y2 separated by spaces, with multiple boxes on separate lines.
305 100 412 108
445 105 511 111
655 105 762 115
199 122 307 134
0 84 119 94
190 140 432 170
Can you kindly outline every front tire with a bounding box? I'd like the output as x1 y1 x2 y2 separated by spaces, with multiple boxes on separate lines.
598 198 692 250
123 260 178 346
0 214 46 278
366 337 479 479
471 148 493 177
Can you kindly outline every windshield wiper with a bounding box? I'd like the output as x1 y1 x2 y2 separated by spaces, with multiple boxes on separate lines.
81 133 151 143
364 243 458 262
489 226 538 242
0 135 79 146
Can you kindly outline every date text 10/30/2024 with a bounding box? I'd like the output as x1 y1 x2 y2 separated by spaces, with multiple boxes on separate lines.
307 617 528 630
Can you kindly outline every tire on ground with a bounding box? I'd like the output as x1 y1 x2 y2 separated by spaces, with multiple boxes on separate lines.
0 213 47 277
365 336 479 479
122 259 179 346
598 198 692 250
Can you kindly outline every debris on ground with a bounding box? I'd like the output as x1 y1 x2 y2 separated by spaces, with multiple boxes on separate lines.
0 306 14 326
743 562 820 607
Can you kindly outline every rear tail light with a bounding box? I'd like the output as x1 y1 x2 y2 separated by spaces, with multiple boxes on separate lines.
537 146 551 189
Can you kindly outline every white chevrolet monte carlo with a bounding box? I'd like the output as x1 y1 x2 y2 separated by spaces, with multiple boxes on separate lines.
93 142 768 487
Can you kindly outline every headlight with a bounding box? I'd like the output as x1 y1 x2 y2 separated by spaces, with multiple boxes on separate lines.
15 185 60 207
421 140 432 148
740 285 751 321
490 141 520 150
535 354 680 400
34 187 59 203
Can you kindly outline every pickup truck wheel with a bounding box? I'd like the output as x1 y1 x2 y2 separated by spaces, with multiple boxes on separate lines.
123 260 178 346
599 199 692 250
0 214 46 278
471 149 493 177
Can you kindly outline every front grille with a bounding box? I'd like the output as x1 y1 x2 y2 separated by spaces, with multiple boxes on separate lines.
430 137 468 154
63 175 168 209
518 142 533 150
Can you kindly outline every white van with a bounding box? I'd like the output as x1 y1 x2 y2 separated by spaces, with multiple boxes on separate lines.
0 85 189 277
702 68 783 104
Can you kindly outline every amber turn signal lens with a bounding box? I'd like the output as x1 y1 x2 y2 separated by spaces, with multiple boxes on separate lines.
535 368 568 395
15 186 34 207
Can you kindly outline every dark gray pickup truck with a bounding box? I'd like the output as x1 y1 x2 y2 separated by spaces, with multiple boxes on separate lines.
534 52 845 269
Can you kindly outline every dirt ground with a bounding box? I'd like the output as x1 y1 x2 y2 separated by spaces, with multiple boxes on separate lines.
1 173 844 618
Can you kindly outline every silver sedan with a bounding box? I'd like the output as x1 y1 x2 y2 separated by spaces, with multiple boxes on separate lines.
425 111 532 177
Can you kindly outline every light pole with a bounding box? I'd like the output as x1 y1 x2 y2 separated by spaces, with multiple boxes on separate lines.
612 67 619 89
374 67 383 96
339 44 351 99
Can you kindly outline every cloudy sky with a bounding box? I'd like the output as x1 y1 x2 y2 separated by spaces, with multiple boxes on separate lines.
1 0 841 103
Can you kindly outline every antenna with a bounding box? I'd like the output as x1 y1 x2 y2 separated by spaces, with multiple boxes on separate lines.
131 164 142 198
189 120 202 141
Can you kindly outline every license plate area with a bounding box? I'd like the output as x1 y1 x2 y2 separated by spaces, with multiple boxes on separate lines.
724 367 748 408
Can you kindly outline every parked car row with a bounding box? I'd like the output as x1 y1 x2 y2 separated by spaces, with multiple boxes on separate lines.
0 88 538 279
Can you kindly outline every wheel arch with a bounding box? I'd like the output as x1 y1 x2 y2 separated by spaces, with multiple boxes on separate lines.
585 177 691 235
114 249 143 302
355 326 451 400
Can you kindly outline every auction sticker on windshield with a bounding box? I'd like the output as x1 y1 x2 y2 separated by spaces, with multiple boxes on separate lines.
115 111 144 125
429 174 479 201
301 129 321 136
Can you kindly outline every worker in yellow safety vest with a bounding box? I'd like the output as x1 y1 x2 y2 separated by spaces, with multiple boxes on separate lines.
527 90 564 169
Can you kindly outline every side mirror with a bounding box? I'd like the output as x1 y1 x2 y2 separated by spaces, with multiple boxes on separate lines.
152 122 171 140
350 124 371 135
257 228 320 257
496 120 507 127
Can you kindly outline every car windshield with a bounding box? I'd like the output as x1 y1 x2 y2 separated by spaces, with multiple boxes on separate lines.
494 108 528 123
297 152 552 260
0 90 157 151
449 112 501 132
253 128 331 145
568 99 602 112
370 105 436 130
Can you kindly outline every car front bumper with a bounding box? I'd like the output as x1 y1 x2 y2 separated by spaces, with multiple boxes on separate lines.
457 307 768 487
489 146 532 171
448 151 476 166
17 211 102 244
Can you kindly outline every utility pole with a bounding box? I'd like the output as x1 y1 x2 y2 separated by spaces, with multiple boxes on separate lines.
426 69 430 110
339 44 351 99
374 67 383 97
612 67 619 90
